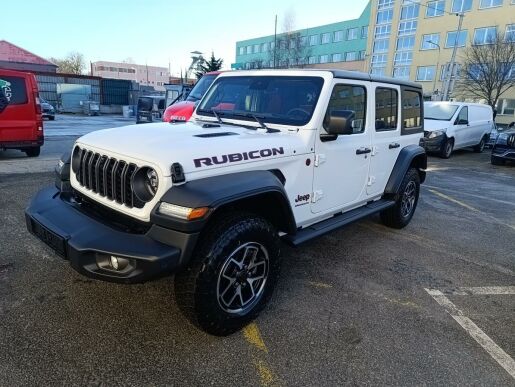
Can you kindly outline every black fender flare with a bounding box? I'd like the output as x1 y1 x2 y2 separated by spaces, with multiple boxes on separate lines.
384 145 427 195
150 170 296 234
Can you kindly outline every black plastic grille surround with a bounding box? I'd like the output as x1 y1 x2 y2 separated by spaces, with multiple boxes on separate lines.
74 147 145 209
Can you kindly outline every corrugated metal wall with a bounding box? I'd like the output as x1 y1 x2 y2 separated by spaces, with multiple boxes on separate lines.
101 79 132 105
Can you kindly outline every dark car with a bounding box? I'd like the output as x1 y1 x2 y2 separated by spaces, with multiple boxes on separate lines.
40 97 55 120
491 122 515 165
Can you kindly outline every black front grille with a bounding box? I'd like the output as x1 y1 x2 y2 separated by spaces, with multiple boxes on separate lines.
508 134 515 148
75 148 144 208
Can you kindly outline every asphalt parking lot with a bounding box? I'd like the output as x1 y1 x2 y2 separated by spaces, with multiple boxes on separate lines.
0 128 514 384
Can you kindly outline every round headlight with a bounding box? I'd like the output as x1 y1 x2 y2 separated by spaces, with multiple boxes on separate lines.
71 146 81 173
132 167 159 202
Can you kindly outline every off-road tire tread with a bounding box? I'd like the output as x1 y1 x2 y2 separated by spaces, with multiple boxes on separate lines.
380 168 420 229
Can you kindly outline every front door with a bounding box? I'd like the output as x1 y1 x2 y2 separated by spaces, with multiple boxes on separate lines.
311 81 371 214
454 106 469 147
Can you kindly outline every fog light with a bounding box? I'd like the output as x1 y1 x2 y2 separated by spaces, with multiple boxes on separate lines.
110 255 129 271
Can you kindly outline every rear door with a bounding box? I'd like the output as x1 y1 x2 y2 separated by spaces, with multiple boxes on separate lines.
0 73 36 142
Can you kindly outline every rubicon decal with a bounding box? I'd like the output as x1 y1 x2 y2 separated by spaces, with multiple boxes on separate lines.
294 193 310 206
194 147 284 168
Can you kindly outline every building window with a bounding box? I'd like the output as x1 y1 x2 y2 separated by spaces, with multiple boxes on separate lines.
347 28 359 40
375 24 391 38
332 53 343 62
479 0 503 8
324 84 367 134
394 51 413 65
321 33 331 44
440 63 461 80
254 44 260 53
445 30 468 47
239 47 244 55
320 54 329 63
262 42 269 52
416 66 436 81
426 1 445 17
474 27 497 44
393 66 410 80
378 0 395 9
345 51 358 61
401 4 420 19
451 0 472 12
309 35 319 46
372 54 388 65
361 26 368 38
396 35 415 50
421 33 440 49
373 39 390 53
246 46 252 54
308 56 318 64
334 30 344 42
498 98 515 115
377 9 393 24
359 50 366 60
375 88 398 131
270 41 275 50
402 90 422 131
506 24 515 42
371 67 386 76
300 36 308 46
399 20 418 35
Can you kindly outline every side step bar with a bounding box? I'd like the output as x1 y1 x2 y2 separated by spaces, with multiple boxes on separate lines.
282 199 395 246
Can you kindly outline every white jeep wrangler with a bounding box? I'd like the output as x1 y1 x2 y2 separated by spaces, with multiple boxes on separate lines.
26 70 426 335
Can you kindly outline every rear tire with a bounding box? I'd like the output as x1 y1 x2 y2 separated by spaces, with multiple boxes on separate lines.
440 138 454 159
25 147 40 157
491 155 505 166
381 168 420 229
473 135 486 153
174 212 281 336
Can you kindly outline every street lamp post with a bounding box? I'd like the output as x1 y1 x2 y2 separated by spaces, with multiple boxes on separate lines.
428 40 441 98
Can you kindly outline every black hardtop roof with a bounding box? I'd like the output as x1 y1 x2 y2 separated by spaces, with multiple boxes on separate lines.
327 69 421 89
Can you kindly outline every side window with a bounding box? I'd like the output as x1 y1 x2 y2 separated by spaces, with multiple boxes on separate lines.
0 76 28 105
456 106 468 124
323 84 366 134
401 89 422 134
375 87 398 131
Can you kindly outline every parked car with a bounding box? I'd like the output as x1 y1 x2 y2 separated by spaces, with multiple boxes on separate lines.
136 96 165 124
0 69 43 157
421 102 493 158
162 71 222 122
486 122 504 148
40 97 55 120
491 122 515 165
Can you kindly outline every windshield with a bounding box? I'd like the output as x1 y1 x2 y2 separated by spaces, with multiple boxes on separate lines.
197 75 324 126
187 74 217 102
424 103 459 121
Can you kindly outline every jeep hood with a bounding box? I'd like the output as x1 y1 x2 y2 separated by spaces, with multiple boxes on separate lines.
75 121 307 176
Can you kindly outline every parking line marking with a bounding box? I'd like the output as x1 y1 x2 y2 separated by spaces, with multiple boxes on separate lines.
253 358 278 386
308 281 333 289
243 323 268 353
427 188 515 232
438 286 515 296
424 184 515 207
425 288 515 380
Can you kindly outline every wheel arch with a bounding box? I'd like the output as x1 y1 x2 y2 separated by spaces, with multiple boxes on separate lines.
384 144 427 195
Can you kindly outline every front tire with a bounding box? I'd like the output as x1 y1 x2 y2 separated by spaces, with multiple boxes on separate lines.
491 155 505 166
473 135 487 153
24 147 40 157
381 168 420 229
174 212 281 336
440 138 454 159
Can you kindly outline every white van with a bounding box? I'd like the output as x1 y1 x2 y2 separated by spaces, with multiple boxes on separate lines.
422 102 493 158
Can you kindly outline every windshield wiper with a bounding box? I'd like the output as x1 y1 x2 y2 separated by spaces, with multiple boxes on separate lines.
250 114 269 131
211 108 223 124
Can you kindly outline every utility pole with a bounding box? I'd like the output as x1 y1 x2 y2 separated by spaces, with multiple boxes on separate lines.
428 40 441 98
273 15 277 69
443 12 464 101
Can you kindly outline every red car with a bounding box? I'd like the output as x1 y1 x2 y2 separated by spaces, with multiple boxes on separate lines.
162 71 222 122
0 69 43 157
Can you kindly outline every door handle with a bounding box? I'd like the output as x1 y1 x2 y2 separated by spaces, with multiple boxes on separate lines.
356 147 372 155
389 142 400 149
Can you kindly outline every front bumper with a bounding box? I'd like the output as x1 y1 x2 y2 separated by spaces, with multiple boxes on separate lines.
25 187 198 284
420 135 445 153
492 147 515 161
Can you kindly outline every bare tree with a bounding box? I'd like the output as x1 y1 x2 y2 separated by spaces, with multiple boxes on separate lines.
455 32 515 109
49 52 86 75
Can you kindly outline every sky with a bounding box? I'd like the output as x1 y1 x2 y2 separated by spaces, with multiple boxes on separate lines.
2 0 369 77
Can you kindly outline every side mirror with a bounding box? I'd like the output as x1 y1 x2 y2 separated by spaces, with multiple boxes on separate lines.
456 118 468 125
325 110 355 136
0 90 8 114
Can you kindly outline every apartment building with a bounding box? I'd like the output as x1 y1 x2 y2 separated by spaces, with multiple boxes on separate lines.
232 2 370 71
366 0 515 124
91 61 170 91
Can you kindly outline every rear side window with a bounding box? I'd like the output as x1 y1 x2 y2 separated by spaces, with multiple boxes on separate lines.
401 89 422 134
324 84 367 134
0 76 28 105
375 87 398 131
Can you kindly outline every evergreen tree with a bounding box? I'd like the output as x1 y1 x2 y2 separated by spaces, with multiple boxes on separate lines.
195 52 223 79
